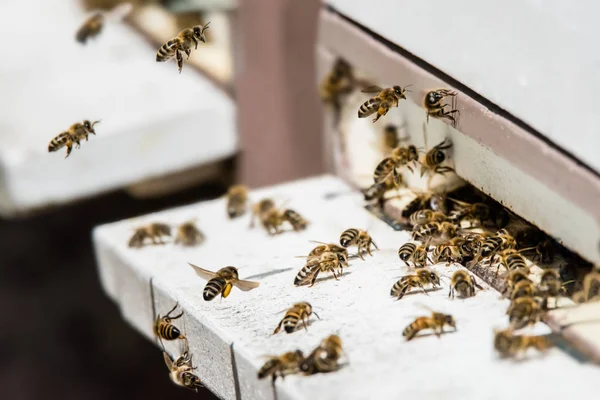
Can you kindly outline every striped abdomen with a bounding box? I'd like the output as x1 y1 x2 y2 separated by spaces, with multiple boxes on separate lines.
48 132 71 152
283 209 308 231
257 358 280 379
281 311 301 333
504 253 526 271
156 38 179 61
425 148 446 167
510 280 535 300
203 277 226 301
358 97 380 118
373 157 395 184
481 236 503 257
154 320 182 341
76 13 104 44
390 277 415 298
398 242 417 262
339 228 359 247
294 263 318 286
412 223 439 241
402 317 432 341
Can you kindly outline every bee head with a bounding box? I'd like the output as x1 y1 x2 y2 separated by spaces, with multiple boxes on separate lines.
193 22 210 43
445 314 456 329
84 120 101 134
407 145 419 161
393 85 407 100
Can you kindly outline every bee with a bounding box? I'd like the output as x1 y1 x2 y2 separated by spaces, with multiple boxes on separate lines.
502 269 531 298
273 302 320 334
300 335 344 374
390 269 441 299
381 124 401 153
398 242 430 269
493 248 530 277
226 185 248 218
250 200 308 235
538 269 565 298
156 22 210 73
424 89 459 126
506 296 543 329
294 252 344 287
128 222 172 248
75 3 132 44
431 237 472 265
401 191 448 219
494 329 553 358
154 303 185 341
339 228 378 259
508 279 536 300
572 271 600 303
188 265 260 301
403 310 456 341
358 85 410 123
48 120 100 158
412 221 457 245
448 270 482 299
409 209 447 226
448 201 492 227
533 237 556 264
163 349 202 391
362 178 400 207
258 350 305 381
419 139 454 178
306 241 349 264
476 229 517 262
174 221 205 246
320 58 355 127
249 199 276 228
282 209 309 231
373 145 420 185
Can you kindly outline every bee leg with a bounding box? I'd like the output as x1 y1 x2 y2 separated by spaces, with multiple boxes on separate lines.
309 271 320 287
185 48 192 59
417 283 429 296
64 140 73 158
176 50 184 74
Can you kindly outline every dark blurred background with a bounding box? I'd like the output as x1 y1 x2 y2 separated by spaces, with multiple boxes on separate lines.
0 183 223 400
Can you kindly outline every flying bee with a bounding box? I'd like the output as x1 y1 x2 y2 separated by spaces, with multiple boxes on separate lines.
419 139 454 178
403 309 456 341
226 184 248 218
506 296 544 329
509 279 536 300
424 89 459 126
163 349 202 392
128 222 172 248
320 58 355 128
448 270 482 299
494 329 553 358
188 264 260 301
358 85 410 123
156 22 210 73
294 252 344 287
258 350 305 382
48 120 100 158
373 145 420 185
390 269 441 299
572 271 600 303
382 124 400 152
412 221 457 245
75 3 132 44
398 242 430 269
154 303 185 342
273 302 320 334
174 221 205 246
339 228 378 259
409 209 447 226
300 334 344 375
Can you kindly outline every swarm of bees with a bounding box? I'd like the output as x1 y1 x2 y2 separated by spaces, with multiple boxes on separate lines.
128 221 205 248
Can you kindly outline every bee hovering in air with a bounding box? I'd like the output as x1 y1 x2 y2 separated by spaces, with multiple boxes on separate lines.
301 335 345 375
358 85 410 123
174 220 205 246
128 222 172 248
163 347 202 392
156 22 210 73
258 350 305 382
373 145 420 186
424 89 459 126
390 269 441 299
419 139 454 178
494 328 553 359
294 252 345 287
75 2 133 44
226 184 249 219
154 303 185 342
48 120 100 158
320 58 356 128
188 264 260 301
398 242 430 269
273 302 320 334
402 308 456 341
339 228 378 260
448 270 482 299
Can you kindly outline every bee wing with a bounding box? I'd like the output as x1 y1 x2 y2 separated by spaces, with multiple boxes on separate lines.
361 85 384 93
163 352 175 370
106 2 133 21
188 263 218 281
232 278 260 291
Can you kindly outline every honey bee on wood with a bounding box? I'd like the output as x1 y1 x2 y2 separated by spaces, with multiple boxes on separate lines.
390 269 441 299
163 348 202 391
300 335 345 375
305 241 349 265
501 269 531 298
506 296 544 329
156 22 210 73
508 279 536 301
424 89 459 126
412 221 458 245
154 303 185 342
226 185 248 219
373 145 420 185
492 248 532 277
448 200 492 228
431 237 472 265
258 350 305 382
174 221 205 246
403 309 456 341
250 199 308 235
358 85 410 123
75 3 132 44
339 228 378 259
449 270 482 299
48 120 100 158
294 252 345 287
188 264 260 301
273 302 320 334
572 271 600 303
128 222 172 248
419 139 454 178
494 329 553 359
249 198 276 228
398 242 430 269
474 229 517 264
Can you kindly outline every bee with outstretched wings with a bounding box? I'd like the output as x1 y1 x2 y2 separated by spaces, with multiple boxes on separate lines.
358 85 410 123
188 264 260 301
